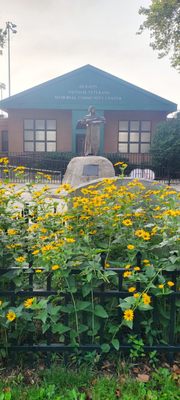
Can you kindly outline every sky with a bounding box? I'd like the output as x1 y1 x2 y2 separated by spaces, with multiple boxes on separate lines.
0 0 179 109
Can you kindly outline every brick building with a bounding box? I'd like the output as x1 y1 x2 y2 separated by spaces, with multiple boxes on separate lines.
0 65 177 157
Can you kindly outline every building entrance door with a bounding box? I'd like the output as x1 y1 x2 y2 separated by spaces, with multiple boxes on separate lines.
76 133 85 155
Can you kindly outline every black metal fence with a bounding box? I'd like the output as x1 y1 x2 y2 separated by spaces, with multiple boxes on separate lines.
0 253 179 362
0 152 70 179
0 165 62 183
0 151 180 184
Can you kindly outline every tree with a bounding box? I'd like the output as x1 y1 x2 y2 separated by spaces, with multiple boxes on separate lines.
151 116 180 181
138 0 180 71
0 28 6 53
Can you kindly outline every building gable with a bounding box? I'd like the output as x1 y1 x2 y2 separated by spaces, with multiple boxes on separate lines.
0 64 177 112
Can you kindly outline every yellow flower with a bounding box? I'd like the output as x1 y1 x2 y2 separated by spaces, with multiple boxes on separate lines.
123 271 132 278
13 166 26 172
7 229 17 235
0 300 3 306
158 284 164 289
143 259 150 264
6 310 16 322
135 229 144 238
112 205 121 210
40 228 47 234
125 264 131 269
66 238 76 243
42 244 55 252
128 287 136 293
142 232 151 241
127 244 135 250
32 250 40 255
133 293 140 298
114 161 124 166
154 206 160 211
122 219 133 227
51 265 60 271
28 223 40 232
167 281 174 287
44 174 51 180
0 157 9 165
35 269 42 273
142 293 151 305
55 183 72 193
134 266 140 271
24 297 35 308
123 309 134 321
15 256 26 263
151 226 158 236
105 262 110 268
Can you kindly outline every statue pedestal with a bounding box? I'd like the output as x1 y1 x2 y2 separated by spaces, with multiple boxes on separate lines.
63 156 115 187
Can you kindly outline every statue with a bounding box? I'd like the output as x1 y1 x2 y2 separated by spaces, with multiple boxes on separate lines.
77 106 105 156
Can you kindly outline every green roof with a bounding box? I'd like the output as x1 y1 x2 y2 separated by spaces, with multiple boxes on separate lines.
0 64 177 112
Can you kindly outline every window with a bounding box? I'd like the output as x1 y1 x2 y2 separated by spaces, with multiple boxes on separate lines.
1 130 8 152
24 119 56 152
118 120 151 153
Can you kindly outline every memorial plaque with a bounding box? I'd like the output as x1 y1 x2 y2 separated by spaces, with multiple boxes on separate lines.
83 164 99 176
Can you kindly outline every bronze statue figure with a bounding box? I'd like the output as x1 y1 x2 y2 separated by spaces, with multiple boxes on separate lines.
77 106 105 156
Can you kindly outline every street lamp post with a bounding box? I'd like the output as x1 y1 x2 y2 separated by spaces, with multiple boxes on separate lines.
3 22 17 97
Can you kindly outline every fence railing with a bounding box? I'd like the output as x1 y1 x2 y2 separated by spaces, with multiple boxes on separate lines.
0 151 179 184
0 152 70 178
0 165 62 183
0 253 179 362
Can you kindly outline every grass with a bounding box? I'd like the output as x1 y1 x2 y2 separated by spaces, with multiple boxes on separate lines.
0 363 179 399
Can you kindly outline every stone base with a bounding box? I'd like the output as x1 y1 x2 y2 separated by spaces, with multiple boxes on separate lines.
63 156 115 187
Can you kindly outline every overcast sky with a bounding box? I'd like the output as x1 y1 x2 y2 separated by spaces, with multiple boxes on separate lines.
0 0 179 108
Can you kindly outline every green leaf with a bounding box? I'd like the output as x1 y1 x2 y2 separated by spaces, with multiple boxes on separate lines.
47 304 61 315
119 297 135 310
35 299 48 309
138 304 153 311
52 323 70 334
60 304 75 313
4 393 12 400
111 338 120 351
36 310 48 323
122 319 133 329
169 255 178 264
78 324 88 333
163 264 177 272
82 284 91 297
105 270 117 277
108 325 118 334
76 300 91 311
101 343 110 353
86 272 93 282
42 323 51 334
145 266 155 278
94 305 108 318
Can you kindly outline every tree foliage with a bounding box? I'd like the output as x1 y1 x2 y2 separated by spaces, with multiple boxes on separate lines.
151 117 180 178
0 28 6 52
138 0 180 71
